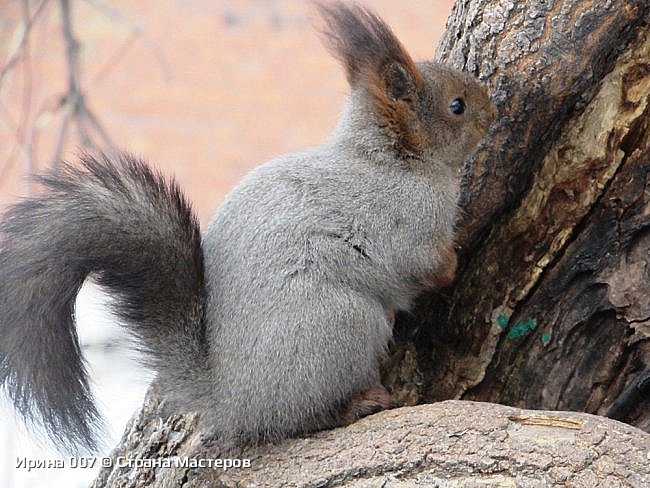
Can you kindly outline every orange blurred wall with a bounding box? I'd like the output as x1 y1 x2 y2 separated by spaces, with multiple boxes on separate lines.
0 1 455 225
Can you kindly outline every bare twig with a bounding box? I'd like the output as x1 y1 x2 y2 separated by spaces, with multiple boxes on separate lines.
91 29 140 84
0 0 49 85
60 0 81 95
55 0 116 167
82 0 172 83
1 0 162 181
19 0 35 190
0 0 42 190
83 106 115 148
0 100 32 185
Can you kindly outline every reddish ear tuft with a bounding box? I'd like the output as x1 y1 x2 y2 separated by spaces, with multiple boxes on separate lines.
316 2 426 154
316 2 423 91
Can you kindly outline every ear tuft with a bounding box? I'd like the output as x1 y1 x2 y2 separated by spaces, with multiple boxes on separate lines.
317 2 426 156
316 1 422 90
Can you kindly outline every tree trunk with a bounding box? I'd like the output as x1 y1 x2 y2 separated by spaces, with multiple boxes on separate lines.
93 0 650 485
385 0 650 432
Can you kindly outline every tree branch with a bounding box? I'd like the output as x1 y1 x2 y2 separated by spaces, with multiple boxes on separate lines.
92 397 650 487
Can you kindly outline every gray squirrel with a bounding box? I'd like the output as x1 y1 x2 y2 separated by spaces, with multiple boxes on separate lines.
0 2 496 453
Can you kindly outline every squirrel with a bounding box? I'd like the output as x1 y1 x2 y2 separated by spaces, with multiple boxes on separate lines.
0 2 496 453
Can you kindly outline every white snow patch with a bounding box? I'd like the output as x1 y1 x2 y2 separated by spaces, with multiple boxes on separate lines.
0 280 152 488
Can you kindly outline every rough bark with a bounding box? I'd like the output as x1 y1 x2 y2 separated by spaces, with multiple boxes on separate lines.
93 0 650 485
92 397 650 487
384 0 650 432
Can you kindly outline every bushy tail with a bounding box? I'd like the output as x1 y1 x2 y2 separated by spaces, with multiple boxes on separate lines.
0 153 206 453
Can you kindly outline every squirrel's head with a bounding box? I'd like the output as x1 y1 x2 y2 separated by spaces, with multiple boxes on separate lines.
318 2 496 169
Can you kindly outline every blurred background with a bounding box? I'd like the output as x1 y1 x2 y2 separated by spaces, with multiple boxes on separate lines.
0 1 454 486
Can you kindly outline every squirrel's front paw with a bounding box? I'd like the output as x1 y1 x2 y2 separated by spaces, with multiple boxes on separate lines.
437 243 458 288
424 243 458 290
338 385 396 425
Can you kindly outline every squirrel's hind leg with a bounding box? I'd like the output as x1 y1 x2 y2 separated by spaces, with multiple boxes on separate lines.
336 384 397 426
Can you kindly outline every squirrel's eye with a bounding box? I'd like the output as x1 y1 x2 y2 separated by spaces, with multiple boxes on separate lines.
450 98 466 115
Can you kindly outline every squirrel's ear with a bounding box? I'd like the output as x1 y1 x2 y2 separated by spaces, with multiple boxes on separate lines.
383 62 417 102
317 2 423 91
317 2 425 154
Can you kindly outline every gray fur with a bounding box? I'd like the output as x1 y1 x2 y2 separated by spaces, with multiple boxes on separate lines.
0 153 206 452
0 2 496 452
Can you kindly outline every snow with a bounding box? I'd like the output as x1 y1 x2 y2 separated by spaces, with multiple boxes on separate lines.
0 281 152 488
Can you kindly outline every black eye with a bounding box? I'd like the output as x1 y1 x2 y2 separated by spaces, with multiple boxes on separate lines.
450 98 465 115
